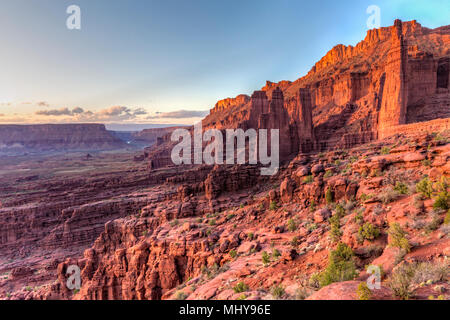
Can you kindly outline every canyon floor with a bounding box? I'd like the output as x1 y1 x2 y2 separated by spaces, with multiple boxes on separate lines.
0 129 448 300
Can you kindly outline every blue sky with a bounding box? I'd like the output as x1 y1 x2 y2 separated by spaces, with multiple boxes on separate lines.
0 0 448 127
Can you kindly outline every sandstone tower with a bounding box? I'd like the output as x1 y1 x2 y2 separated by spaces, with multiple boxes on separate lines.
378 19 409 139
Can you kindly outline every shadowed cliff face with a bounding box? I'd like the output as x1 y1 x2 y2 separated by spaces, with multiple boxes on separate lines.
0 124 126 153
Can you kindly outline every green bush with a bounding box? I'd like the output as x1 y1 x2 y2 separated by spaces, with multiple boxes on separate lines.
389 263 415 300
329 214 342 243
444 210 450 225
287 219 297 232
433 177 449 210
416 177 433 199
357 282 372 300
318 243 358 287
388 223 410 252
380 146 390 155
358 223 380 242
290 236 299 247
262 251 270 265
394 182 409 195
324 170 334 178
175 291 188 300
229 249 237 259
303 175 313 184
271 284 285 299
335 204 345 217
233 281 249 293
272 248 281 259
269 201 279 211
325 189 334 204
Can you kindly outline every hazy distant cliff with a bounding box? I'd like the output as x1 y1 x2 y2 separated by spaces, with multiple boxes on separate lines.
0 124 126 152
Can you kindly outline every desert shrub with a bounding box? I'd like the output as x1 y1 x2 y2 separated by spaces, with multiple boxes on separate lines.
359 193 373 202
303 175 313 184
444 210 450 225
262 251 270 265
433 177 449 210
422 159 432 167
269 201 279 211
208 218 216 226
380 146 390 155
272 248 281 259
329 214 342 243
389 263 416 300
357 282 372 300
175 291 188 300
271 284 285 299
358 223 381 242
233 281 249 293
294 287 310 300
287 219 297 232
394 182 409 195
335 203 345 217
324 170 334 178
290 236 299 247
318 243 358 287
353 208 364 225
389 260 448 300
229 249 237 259
308 272 321 289
416 177 433 199
379 187 399 204
388 223 410 252
309 200 316 212
247 232 254 240
325 189 334 204
240 203 244 209
424 214 442 233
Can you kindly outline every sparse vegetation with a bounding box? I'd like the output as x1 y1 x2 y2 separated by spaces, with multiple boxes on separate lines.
269 201 279 211
317 243 357 287
175 291 188 300
325 189 334 204
357 282 372 300
380 146 390 155
380 187 399 204
229 249 237 259
394 182 409 195
416 177 433 199
329 214 342 243
271 284 285 299
388 223 410 252
233 281 249 293
358 223 381 242
287 218 297 232
303 175 313 184
262 251 270 265
389 260 448 300
272 248 281 259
